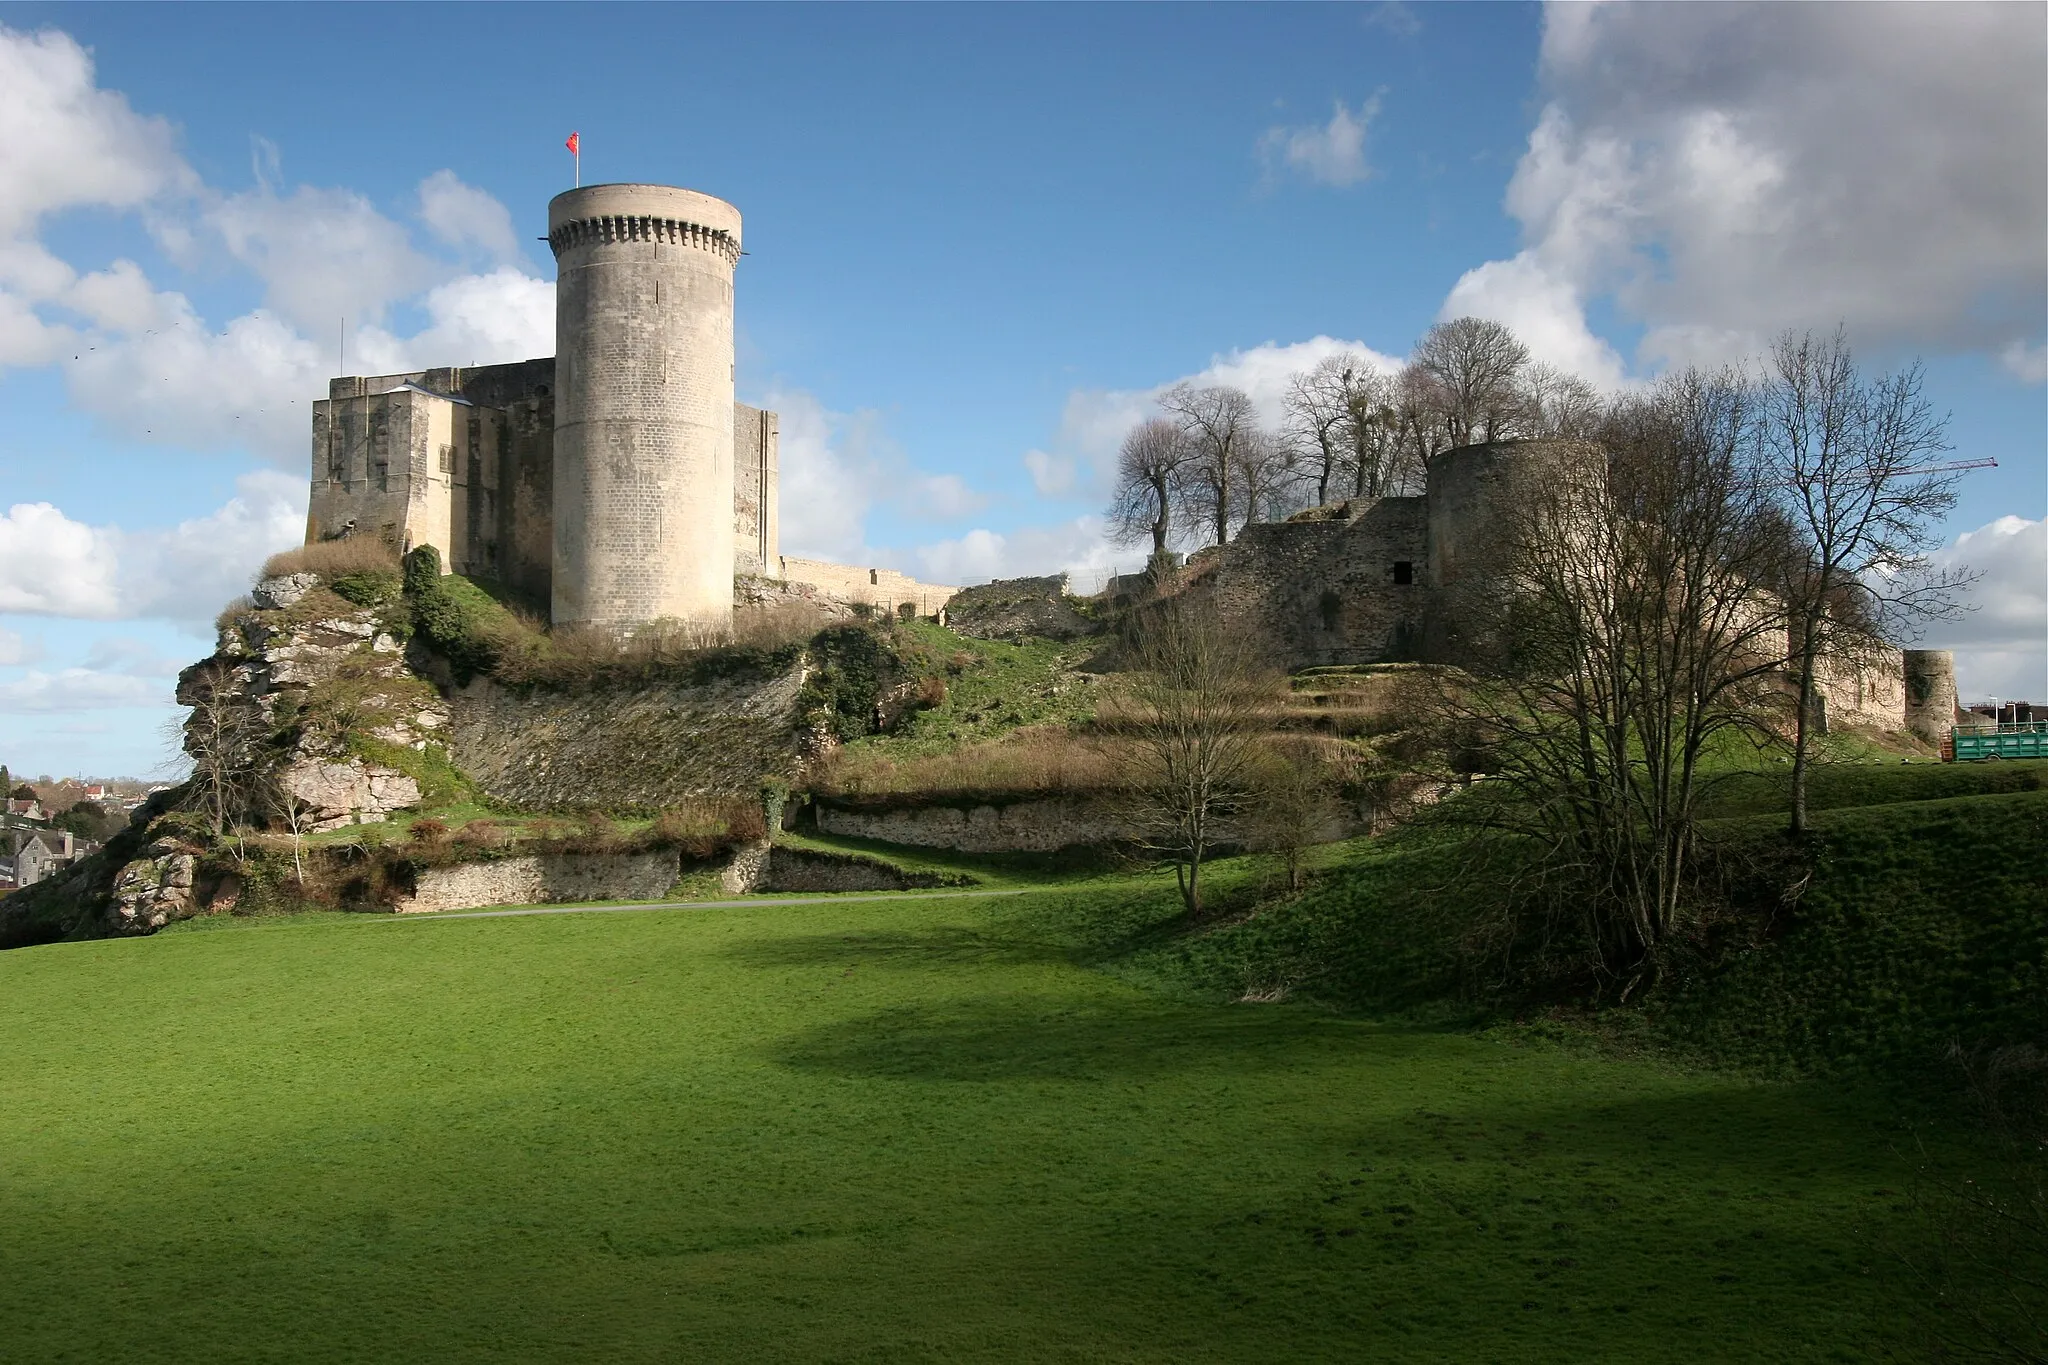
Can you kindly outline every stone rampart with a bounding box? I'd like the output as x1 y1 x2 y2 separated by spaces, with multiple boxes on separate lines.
395 851 680 913
816 796 1131 852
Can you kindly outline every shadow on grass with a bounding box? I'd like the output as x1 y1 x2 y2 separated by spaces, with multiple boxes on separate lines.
771 995 1391 1083
720 925 1074 971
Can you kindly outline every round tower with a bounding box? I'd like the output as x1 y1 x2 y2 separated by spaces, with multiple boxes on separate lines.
1903 649 1958 744
547 184 741 630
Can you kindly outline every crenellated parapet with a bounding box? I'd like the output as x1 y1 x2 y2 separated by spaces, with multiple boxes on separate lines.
546 214 740 266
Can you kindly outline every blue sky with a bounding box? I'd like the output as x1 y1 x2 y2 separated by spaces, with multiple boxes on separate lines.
0 2 2042 779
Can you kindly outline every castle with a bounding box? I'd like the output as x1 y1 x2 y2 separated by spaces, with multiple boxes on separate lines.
305 183 956 624
1174 438 1962 745
303 182 1958 747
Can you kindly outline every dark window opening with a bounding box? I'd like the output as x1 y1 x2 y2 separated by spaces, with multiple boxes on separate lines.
1392 560 1414 586
1318 589 1342 631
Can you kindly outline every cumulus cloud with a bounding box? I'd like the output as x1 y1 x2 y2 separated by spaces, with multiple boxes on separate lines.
1022 449 1076 497
352 268 556 376
1446 3 2047 380
1048 335 1401 498
0 502 120 616
765 386 881 565
1932 516 2047 702
0 23 554 468
1260 97 1380 188
0 25 192 238
417 169 520 263
913 515 1136 592
0 471 305 623
0 625 43 666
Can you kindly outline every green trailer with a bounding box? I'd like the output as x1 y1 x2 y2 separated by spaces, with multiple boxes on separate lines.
1948 722 2048 762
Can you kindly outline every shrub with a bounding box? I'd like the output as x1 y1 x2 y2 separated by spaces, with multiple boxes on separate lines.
408 818 449 843
262 538 400 582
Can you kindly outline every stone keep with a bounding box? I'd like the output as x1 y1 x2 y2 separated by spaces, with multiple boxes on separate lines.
548 184 741 630
306 183 787 625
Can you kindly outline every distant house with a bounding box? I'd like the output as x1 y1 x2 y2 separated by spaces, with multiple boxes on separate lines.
8 829 92 889
6 798 45 822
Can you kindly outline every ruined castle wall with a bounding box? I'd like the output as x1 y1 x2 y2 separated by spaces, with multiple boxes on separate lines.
1191 498 1429 670
777 558 957 618
733 402 779 576
1815 647 1908 733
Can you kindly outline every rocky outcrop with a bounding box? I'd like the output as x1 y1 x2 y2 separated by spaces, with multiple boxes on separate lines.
106 838 204 935
175 575 440 831
945 574 1101 642
277 759 422 833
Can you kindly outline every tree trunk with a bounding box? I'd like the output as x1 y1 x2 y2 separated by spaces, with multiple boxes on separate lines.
1789 614 1823 837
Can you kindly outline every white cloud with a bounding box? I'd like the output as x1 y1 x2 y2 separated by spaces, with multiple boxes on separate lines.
0 25 192 238
0 667 163 713
0 24 554 466
1933 515 2047 702
1048 335 1401 497
0 471 305 623
1022 449 1076 497
2001 340 2048 386
1448 3 2047 379
65 294 327 461
0 502 119 615
902 473 987 521
0 625 42 666
352 268 555 375
417 169 520 263
913 515 1136 592
1440 252 1629 389
1260 97 1380 188
765 386 878 564
79 635 186 677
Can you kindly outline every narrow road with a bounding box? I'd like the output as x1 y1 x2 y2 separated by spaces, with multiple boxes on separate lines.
392 888 1035 922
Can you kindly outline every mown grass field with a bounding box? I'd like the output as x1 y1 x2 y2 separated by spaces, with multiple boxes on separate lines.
0 867 1979 1362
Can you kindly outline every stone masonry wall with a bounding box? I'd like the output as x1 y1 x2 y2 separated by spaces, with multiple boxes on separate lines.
816 796 1133 852
395 851 680 913
1187 497 1429 671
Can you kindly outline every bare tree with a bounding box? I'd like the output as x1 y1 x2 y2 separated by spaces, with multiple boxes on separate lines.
1518 362 1604 440
1428 368 1791 979
1106 418 1192 561
180 661 259 838
1117 600 1275 916
1160 383 1259 546
1412 317 1531 447
1243 736 1343 893
1283 357 1356 507
1232 426 1297 530
1762 328 1970 836
1339 364 1420 497
269 779 315 886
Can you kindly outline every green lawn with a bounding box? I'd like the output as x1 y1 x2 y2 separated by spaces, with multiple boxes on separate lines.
0 883 1964 1362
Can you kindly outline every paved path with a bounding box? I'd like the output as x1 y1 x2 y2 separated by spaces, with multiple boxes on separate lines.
393 888 1035 922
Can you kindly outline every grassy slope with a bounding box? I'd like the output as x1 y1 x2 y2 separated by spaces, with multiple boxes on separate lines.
0 886 1960 1362
1150 760 2048 1075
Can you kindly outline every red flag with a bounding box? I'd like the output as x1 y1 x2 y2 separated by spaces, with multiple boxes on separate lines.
565 132 580 155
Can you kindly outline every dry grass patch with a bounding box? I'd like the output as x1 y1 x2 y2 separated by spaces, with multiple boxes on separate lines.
262 538 401 581
818 724 1127 802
